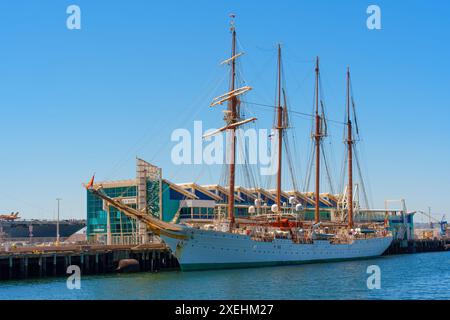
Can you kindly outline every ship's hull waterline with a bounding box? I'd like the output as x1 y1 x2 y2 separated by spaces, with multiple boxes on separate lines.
161 227 393 271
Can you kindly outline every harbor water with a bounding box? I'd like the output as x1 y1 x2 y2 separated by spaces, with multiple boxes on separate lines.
0 252 449 300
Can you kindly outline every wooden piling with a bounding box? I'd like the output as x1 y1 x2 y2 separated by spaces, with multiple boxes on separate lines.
38 257 43 277
24 257 28 279
53 254 57 276
95 253 99 273
42 256 47 277
151 250 155 272
85 255 90 274
64 256 68 272
9 257 13 279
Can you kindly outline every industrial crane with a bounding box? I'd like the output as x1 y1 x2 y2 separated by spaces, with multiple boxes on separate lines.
417 210 447 237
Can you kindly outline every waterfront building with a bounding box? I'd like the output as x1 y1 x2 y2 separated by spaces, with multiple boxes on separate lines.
86 159 414 244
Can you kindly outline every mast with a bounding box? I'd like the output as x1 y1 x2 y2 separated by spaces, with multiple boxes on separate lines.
346 67 354 229
208 15 255 229
228 16 238 227
276 44 283 216
314 57 321 224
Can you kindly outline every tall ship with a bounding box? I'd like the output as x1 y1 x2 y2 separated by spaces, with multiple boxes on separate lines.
86 16 393 270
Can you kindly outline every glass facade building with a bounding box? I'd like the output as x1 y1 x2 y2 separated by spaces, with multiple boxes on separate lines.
87 181 139 244
86 179 340 243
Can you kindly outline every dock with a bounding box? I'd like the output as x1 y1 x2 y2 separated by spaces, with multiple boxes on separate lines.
384 239 449 255
0 243 178 281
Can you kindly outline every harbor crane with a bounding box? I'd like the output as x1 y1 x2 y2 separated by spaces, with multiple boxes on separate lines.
417 210 447 237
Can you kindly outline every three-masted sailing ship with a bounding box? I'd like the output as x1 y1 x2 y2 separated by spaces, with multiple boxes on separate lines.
86 17 393 271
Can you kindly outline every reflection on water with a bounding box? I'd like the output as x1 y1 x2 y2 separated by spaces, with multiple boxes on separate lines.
0 252 449 300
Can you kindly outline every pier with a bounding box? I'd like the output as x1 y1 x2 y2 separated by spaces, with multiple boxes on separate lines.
0 243 178 281
384 239 449 255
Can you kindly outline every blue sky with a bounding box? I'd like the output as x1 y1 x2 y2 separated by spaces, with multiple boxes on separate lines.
0 0 449 223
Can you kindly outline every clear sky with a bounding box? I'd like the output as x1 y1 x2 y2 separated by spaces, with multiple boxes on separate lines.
0 0 449 223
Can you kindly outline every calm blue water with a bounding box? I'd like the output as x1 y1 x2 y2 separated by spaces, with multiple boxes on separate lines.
0 252 449 300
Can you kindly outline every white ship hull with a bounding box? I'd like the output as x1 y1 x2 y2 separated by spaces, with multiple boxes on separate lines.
161 227 393 271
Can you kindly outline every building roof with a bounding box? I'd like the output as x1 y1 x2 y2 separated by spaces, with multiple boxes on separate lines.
202 184 245 202
235 186 258 200
162 179 198 199
177 182 223 201
94 176 343 208
94 179 136 188
286 190 316 205
249 188 277 202
266 189 291 201
303 192 334 207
